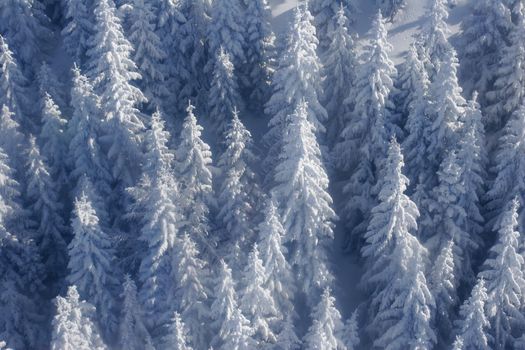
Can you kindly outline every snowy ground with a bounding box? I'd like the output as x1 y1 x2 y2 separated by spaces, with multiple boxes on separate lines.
270 0 471 62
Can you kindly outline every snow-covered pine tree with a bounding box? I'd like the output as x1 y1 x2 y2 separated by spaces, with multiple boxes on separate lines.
303 288 345 350
263 4 326 182
152 0 189 115
372 244 436 350
399 43 432 190
62 0 95 64
67 189 119 340
25 136 68 283
87 0 147 188
171 233 211 350
485 104 525 232
334 11 397 250
217 109 259 254
257 198 295 319
276 314 301 350
309 0 358 47
485 11 525 128
50 286 107 350
479 198 525 349
321 4 358 145
123 0 170 111
454 279 492 350
0 0 51 68
377 0 407 21
362 138 436 349
210 261 255 350
207 0 246 70
429 240 457 344
40 92 68 184
273 100 335 305
118 275 154 350
208 48 243 135
243 0 276 104
36 62 67 112
239 244 278 344
175 103 214 251
0 35 31 129
128 113 182 334
67 66 113 201
0 105 24 173
160 312 193 350
341 311 360 350
460 0 513 106
418 0 454 79
0 147 47 349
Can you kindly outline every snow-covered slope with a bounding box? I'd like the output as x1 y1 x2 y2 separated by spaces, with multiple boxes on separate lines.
270 0 472 62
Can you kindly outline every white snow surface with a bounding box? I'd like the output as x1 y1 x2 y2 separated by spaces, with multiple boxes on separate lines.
270 0 471 63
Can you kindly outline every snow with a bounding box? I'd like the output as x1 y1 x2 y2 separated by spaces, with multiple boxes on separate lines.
270 0 471 62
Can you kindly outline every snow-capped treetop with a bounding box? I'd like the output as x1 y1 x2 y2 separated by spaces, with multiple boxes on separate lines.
303 287 346 350
50 286 107 350
454 279 492 350
310 0 358 46
479 198 525 349
160 312 193 350
87 0 147 187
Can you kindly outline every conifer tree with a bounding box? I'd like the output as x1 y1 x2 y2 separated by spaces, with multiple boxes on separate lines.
160 313 193 350
50 286 107 350
321 5 358 144
87 0 147 187
62 0 95 64
334 12 397 249
310 0 358 46
210 261 255 350
0 35 30 129
0 147 47 349
153 0 189 115
485 104 525 232
243 0 276 104
460 0 513 105
276 315 301 350
303 288 345 350
263 4 326 179
429 240 457 344
0 0 51 68
208 48 243 135
273 100 335 304
172 233 211 350
40 93 68 184
454 279 491 350
342 311 360 350
67 190 119 339
419 0 454 78
479 198 525 349
119 275 154 350
175 103 214 251
486 11 525 128
124 0 170 110
25 136 68 281
257 198 295 317
207 0 246 69
36 63 67 112
240 244 278 344
67 66 113 201
0 105 24 172
129 114 181 333
399 44 432 189
217 110 259 252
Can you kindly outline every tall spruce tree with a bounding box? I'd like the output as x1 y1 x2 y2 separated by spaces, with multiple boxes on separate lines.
273 100 335 305
87 0 147 188
479 199 525 349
